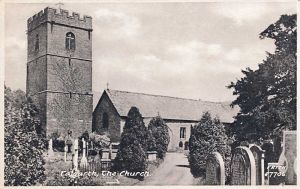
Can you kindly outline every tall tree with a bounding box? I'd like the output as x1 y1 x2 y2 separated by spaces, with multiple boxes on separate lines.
188 112 231 179
113 107 149 179
148 116 170 159
228 14 296 141
4 86 46 186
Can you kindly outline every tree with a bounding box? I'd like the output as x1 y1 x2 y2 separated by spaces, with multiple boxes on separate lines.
227 14 296 141
113 107 148 179
148 116 170 159
4 86 46 185
188 112 231 180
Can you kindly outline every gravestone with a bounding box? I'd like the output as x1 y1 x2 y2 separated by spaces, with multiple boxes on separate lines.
48 139 54 156
102 149 110 159
249 144 265 185
73 139 78 170
230 146 256 185
64 145 67 162
80 138 88 167
278 131 297 185
205 152 225 185
147 151 157 161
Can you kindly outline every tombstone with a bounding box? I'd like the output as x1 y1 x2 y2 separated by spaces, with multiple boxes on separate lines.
102 149 110 159
64 145 67 162
48 139 54 156
80 138 88 167
205 152 225 185
230 146 256 185
73 139 78 170
147 151 157 161
249 144 265 185
111 149 118 160
86 142 89 156
278 131 297 185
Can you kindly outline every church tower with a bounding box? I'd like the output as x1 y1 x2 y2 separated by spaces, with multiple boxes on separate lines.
26 7 93 138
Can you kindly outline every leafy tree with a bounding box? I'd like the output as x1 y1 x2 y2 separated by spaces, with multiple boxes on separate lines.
188 112 231 180
227 14 296 141
113 107 148 179
4 86 46 186
148 116 170 159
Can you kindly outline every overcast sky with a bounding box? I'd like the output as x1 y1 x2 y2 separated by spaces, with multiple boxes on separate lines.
4 1 296 107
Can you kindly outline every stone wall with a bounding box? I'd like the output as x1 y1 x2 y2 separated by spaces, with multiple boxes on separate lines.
92 93 121 142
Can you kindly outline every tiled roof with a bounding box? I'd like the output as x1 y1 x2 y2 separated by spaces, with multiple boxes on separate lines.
104 89 239 123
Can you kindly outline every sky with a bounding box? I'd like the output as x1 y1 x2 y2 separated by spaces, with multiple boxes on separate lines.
4 1 296 107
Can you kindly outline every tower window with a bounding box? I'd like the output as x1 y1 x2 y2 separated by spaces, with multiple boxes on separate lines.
66 32 75 50
103 113 109 129
35 34 39 51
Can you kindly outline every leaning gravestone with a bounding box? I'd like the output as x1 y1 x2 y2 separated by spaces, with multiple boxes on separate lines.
205 152 225 185
231 146 256 185
278 131 297 185
249 144 265 185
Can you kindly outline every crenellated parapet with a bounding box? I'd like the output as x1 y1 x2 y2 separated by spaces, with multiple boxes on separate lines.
27 7 92 32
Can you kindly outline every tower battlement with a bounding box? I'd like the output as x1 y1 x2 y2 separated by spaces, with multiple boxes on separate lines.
27 7 92 32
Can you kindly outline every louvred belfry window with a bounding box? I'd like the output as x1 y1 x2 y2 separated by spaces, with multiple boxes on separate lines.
66 32 75 50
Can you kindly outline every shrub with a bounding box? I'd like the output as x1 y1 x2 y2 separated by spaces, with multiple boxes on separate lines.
113 107 148 179
148 116 170 159
188 112 231 181
4 86 46 186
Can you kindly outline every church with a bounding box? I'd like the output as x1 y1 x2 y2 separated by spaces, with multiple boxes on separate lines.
93 89 238 151
26 7 238 151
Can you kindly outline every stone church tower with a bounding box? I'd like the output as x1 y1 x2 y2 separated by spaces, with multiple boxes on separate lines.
26 7 93 138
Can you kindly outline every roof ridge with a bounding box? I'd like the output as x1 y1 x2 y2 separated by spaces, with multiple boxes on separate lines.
106 89 224 104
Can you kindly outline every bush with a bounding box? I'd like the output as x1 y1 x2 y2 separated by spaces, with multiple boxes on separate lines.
4 86 46 185
113 107 148 179
148 116 170 159
188 112 231 181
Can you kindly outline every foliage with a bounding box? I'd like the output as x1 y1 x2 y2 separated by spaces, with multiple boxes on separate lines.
227 14 296 141
89 132 110 150
4 86 46 186
113 107 148 179
188 112 231 180
148 116 170 159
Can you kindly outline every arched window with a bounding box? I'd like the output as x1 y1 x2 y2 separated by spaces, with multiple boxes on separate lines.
65 32 75 50
35 34 39 51
103 113 109 129
179 141 183 148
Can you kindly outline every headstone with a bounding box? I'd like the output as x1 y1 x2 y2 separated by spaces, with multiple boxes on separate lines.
111 149 118 160
80 138 88 167
48 139 54 156
86 142 89 156
64 145 67 162
249 144 265 185
147 151 157 161
102 149 110 159
205 152 225 185
230 146 256 185
73 139 78 170
278 131 297 185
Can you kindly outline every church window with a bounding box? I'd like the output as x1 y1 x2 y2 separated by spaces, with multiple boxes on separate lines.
66 32 75 50
180 127 186 139
103 112 109 129
35 34 39 51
